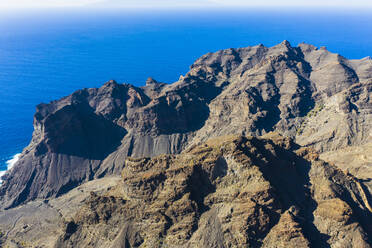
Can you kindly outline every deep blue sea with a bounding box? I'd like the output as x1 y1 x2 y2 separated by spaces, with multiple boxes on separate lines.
0 8 372 172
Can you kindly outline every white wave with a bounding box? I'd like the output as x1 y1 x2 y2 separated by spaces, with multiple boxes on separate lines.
0 153 21 185
6 153 21 170
0 170 6 184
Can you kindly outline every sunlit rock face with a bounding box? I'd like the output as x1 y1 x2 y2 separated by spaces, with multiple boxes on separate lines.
0 41 371 210
54 135 372 248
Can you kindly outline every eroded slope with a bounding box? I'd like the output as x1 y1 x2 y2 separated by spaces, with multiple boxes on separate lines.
54 134 372 248
1 41 371 208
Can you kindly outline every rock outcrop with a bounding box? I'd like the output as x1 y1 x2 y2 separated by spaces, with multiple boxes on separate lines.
29 135 372 247
1 41 371 208
1 135 371 247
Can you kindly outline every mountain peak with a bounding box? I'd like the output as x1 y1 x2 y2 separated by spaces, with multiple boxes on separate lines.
145 77 159 85
0 41 371 211
0 41 371 247
281 39 292 47
104 79 118 86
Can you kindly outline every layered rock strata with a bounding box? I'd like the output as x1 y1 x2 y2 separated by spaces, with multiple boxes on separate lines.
1 41 371 209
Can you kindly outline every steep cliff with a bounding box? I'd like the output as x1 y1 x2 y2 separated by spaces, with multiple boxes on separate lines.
1 135 371 247
1 41 371 208
0 134 367 247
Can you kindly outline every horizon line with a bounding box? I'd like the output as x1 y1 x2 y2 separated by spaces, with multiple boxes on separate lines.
1 5 372 11
1 0 372 10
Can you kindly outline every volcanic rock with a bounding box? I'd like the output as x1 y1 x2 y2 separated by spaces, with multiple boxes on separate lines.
52 134 372 248
1 41 371 209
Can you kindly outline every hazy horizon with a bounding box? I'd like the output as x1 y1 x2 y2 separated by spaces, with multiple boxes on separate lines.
1 0 372 10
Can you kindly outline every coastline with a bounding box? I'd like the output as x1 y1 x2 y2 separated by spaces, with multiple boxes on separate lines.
0 153 21 184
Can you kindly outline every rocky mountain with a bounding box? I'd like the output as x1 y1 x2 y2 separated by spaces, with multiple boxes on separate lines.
0 41 371 212
1 134 372 247
56 134 372 248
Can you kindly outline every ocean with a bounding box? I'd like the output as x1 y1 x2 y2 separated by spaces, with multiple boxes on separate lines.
0 8 371 173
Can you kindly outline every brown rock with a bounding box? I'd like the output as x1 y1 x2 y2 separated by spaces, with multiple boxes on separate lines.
53 135 372 248
1 41 371 211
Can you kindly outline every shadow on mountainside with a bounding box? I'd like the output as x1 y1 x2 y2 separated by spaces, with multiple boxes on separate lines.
253 137 372 246
155 77 229 135
35 102 127 160
231 137 329 247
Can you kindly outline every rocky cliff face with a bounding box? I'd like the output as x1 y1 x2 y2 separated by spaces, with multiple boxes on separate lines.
53 135 372 247
1 41 371 209
1 134 371 247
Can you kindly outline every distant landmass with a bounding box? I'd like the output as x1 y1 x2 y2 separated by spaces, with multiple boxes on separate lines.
0 41 371 247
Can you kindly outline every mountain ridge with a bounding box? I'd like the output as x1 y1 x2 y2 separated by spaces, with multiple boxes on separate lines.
1 134 372 247
0 41 371 209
